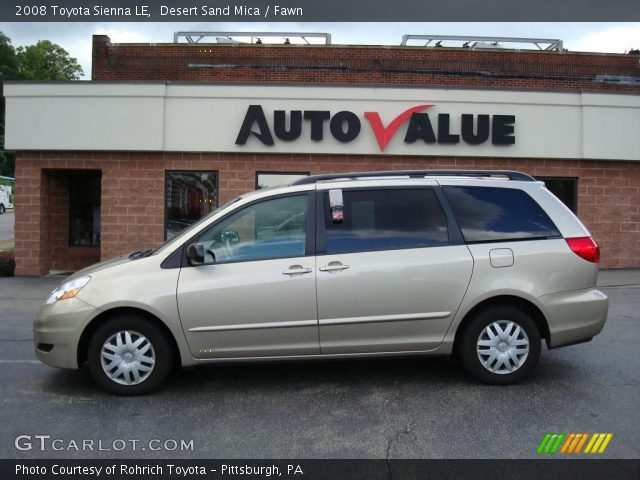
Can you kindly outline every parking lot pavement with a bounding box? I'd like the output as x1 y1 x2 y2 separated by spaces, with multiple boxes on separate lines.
0 211 14 241
0 272 638 459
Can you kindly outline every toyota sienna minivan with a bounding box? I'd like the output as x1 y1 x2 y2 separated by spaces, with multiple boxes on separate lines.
34 170 608 394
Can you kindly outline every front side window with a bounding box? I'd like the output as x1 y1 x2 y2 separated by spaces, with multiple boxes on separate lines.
323 189 448 254
443 186 561 243
198 195 307 263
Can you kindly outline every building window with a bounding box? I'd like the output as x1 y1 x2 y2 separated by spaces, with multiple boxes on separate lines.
165 171 218 239
69 172 101 247
535 177 578 213
255 172 309 189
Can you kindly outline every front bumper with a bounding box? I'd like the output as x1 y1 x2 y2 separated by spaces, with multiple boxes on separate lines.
34 297 97 369
538 288 608 349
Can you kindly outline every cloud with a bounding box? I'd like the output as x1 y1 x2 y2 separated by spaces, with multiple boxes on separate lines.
572 24 640 53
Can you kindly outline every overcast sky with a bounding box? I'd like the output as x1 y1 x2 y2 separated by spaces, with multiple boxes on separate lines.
0 22 639 78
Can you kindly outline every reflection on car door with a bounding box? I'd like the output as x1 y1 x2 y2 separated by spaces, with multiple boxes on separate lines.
176 194 320 358
315 187 473 354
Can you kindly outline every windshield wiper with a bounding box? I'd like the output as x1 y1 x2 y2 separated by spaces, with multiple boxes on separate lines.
129 248 153 260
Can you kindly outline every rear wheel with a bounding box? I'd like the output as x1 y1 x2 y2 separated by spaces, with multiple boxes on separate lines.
458 306 541 385
87 316 173 395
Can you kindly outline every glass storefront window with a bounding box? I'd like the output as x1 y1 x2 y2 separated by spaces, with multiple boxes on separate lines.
255 172 309 189
165 171 218 239
535 177 578 213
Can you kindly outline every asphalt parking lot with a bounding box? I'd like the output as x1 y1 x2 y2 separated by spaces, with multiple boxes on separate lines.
0 271 638 459
0 211 14 241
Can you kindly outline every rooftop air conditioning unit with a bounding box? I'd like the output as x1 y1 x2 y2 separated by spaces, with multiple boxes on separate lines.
472 41 503 49
216 37 243 44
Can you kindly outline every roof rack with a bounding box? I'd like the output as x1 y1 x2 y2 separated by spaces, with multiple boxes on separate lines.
291 170 535 185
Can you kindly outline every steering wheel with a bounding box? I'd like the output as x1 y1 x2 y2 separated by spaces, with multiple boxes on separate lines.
220 229 240 248
217 229 240 258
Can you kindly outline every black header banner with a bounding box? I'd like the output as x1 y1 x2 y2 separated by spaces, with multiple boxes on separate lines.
2 459 640 480
2 0 640 22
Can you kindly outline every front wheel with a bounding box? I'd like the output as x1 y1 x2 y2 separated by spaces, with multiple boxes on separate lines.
87 316 173 395
458 306 541 385
0 204 5 214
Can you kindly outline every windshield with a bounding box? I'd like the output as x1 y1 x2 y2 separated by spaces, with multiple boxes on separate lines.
153 195 244 255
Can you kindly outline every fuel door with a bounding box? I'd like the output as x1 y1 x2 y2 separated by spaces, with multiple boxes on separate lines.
489 248 514 268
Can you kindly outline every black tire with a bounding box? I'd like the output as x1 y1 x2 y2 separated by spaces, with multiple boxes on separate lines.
458 306 541 385
87 315 174 395
0 204 5 214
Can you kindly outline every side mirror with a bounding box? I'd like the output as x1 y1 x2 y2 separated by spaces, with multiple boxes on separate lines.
186 242 206 266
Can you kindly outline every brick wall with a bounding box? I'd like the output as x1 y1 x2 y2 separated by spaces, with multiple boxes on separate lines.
14 151 640 274
14 158 49 275
91 35 640 93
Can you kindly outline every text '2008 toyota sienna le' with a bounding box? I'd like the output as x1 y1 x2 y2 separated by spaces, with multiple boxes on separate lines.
34 170 608 394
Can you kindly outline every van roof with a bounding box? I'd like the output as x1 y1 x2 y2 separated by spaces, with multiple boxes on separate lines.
291 170 535 185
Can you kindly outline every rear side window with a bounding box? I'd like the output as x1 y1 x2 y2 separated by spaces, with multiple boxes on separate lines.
324 189 448 254
443 186 560 243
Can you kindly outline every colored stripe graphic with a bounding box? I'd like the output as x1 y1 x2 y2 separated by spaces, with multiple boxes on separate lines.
585 433 613 454
563 433 587 454
574 433 589 453
537 433 565 454
538 433 612 454
560 433 575 453
597 433 613 453
549 433 565 453
537 433 552 454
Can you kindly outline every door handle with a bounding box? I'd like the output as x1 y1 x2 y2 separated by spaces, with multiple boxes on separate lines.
282 265 313 276
319 262 350 272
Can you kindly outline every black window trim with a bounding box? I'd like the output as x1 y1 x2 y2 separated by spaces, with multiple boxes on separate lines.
464 235 563 245
163 191 315 269
315 186 462 257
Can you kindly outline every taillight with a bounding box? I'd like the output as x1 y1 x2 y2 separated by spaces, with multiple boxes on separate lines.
566 237 600 263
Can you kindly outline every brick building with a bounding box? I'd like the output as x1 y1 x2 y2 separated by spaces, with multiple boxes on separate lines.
4 34 640 274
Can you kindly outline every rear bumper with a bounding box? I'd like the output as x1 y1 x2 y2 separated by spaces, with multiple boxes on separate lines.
538 288 608 349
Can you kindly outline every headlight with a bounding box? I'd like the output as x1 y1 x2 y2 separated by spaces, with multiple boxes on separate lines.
45 276 91 305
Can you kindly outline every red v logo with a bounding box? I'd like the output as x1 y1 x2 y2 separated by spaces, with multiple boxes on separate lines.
365 104 433 151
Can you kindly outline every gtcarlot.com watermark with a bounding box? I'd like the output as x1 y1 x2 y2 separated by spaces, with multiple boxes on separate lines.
15 435 194 452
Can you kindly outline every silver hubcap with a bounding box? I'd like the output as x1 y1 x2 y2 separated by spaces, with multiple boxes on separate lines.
100 330 155 385
477 320 529 374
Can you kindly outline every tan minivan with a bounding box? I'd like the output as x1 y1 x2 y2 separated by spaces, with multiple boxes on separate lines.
35 170 608 394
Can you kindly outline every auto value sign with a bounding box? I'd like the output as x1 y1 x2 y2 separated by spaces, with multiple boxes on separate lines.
235 104 516 152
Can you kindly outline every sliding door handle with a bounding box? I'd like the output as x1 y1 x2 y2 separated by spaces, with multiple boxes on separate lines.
282 265 313 276
319 262 350 272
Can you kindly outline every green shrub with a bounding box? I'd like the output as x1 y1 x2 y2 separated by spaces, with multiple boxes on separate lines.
0 252 15 276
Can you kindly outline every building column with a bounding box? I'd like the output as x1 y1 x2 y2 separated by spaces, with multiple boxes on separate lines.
14 154 49 275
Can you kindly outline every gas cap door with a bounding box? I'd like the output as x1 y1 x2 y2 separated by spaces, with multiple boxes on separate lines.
490 248 514 268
